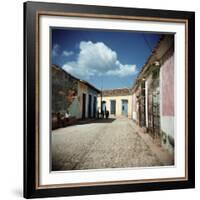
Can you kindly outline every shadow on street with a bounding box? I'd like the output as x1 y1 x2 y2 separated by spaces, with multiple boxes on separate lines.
78 118 116 125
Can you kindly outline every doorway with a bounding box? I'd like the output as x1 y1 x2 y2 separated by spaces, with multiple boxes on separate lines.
139 81 146 127
82 93 86 119
110 100 116 115
88 94 92 118
148 69 160 139
93 96 97 118
121 100 128 117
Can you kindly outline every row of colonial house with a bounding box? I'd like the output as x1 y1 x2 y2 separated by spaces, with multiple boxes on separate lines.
132 34 174 153
52 34 174 153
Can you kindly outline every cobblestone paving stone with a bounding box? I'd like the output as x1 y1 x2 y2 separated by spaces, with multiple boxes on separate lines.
52 118 168 171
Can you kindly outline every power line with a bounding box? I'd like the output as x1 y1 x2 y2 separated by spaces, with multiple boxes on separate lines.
142 34 153 52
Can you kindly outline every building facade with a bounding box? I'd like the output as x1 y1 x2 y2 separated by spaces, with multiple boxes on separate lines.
132 35 174 153
97 88 132 118
52 65 100 129
77 80 99 119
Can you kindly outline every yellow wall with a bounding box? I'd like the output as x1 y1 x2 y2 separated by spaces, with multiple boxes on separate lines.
97 95 132 118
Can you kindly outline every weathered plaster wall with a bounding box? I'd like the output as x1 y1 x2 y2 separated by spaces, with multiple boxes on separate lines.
51 66 78 115
160 49 174 152
161 53 174 116
52 66 99 120
68 98 80 118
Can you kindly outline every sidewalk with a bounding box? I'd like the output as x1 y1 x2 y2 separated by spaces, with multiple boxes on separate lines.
128 120 174 166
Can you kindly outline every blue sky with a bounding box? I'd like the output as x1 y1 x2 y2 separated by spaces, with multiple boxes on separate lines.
51 28 161 90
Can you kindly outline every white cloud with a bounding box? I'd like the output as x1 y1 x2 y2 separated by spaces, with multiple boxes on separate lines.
52 44 60 57
62 41 136 79
62 50 74 57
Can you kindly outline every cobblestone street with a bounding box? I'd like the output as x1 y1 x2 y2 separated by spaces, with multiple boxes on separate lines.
52 117 174 171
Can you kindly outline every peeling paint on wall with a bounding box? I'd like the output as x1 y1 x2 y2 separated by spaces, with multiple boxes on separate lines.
52 65 100 121
52 65 78 114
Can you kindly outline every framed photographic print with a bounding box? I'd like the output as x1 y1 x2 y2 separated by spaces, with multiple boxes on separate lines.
24 1 195 198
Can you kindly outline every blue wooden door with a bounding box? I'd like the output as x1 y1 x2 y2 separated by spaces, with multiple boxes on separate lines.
121 100 128 116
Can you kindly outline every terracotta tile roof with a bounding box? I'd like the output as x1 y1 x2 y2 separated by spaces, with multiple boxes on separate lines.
100 88 131 97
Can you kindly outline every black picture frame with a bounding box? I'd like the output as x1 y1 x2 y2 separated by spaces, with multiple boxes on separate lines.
24 1 195 198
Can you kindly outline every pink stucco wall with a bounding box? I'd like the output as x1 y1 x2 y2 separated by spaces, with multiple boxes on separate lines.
162 53 174 116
